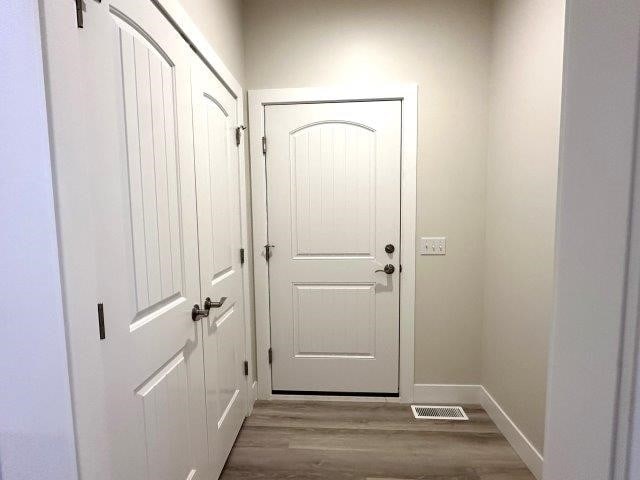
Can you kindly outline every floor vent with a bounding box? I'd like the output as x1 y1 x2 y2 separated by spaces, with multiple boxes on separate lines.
411 405 468 420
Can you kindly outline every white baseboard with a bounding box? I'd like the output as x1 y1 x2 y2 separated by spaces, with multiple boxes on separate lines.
254 382 542 479
479 386 543 480
247 380 257 415
412 384 482 404
412 384 543 479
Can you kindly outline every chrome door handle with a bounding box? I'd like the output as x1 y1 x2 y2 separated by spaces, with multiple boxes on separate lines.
375 264 395 275
192 304 209 321
204 296 227 309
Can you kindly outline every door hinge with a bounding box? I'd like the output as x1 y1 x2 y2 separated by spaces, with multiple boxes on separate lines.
243 360 249 376
399 264 403 273
75 0 101 29
235 125 246 146
268 347 273 365
97 303 106 340
240 248 245 265
264 244 274 261
262 136 267 155
75 0 84 28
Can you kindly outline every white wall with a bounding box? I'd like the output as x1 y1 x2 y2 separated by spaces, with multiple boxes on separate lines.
482 0 565 453
243 0 493 385
0 1 78 479
544 1 640 478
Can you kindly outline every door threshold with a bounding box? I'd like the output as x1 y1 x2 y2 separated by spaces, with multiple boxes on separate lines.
273 390 399 397
269 390 400 403
268 392 403 403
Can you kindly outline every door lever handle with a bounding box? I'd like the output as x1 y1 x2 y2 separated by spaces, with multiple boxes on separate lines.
264 244 275 259
375 264 395 275
192 304 209 321
204 296 227 309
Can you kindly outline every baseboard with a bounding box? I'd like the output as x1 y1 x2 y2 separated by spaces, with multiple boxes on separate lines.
479 386 543 480
247 380 257 415
412 384 543 479
254 381 543 479
412 384 482 404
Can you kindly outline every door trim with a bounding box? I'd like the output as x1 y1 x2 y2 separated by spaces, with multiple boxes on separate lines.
249 85 417 402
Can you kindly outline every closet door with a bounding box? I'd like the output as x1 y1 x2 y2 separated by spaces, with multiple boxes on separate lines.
51 1 208 478
191 59 248 479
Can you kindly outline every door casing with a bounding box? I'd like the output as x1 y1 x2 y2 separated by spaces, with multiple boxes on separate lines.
249 85 417 402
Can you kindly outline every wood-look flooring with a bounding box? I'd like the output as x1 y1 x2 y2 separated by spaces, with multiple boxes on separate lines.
220 400 535 480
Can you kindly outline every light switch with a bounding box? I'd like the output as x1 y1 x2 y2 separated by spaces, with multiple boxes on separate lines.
420 237 446 255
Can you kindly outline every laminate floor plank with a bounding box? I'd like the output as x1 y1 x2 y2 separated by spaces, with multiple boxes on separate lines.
220 400 535 480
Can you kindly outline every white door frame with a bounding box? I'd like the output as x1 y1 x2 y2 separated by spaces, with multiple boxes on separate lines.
249 85 417 402
41 1 255 478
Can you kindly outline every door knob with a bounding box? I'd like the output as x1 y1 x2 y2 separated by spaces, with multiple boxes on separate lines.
192 304 209 321
385 244 395 254
204 296 227 309
375 264 395 275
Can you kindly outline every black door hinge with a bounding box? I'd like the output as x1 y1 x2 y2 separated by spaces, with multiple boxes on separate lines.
97 303 106 340
243 360 249 376
268 347 273 364
262 136 267 155
399 264 403 273
240 248 245 265
75 0 84 28
235 125 246 146
75 0 101 29
264 244 274 261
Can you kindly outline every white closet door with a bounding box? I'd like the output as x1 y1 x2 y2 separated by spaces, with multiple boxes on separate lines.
191 59 248 479
265 101 402 394
63 1 208 478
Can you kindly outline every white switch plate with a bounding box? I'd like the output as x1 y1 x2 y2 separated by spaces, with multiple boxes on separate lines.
420 237 446 255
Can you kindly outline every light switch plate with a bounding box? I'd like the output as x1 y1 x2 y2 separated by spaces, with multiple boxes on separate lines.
420 237 446 255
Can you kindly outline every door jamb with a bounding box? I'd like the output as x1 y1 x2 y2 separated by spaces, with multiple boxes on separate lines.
248 85 418 402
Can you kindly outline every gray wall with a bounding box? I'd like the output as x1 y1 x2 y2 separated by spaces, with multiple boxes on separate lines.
243 0 493 385
482 0 564 453
182 1 565 455
180 0 245 83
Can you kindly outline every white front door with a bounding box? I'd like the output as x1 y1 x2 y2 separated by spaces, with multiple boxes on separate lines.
191 61 247 477
265 101 402 394
86 1 208 478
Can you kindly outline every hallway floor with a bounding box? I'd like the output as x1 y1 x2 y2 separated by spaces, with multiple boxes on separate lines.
220 400 535 480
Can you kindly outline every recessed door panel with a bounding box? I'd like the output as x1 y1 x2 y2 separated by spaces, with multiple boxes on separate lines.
266 101 401 394
136 353 193 480
119 25 184 318
291 123 376 257
293 283 376 357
